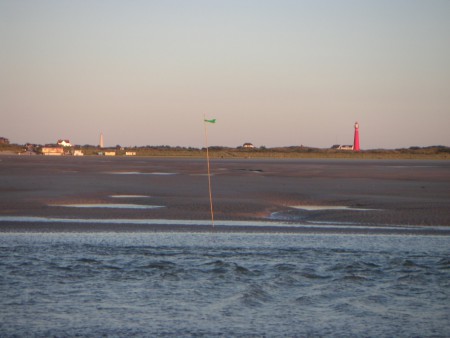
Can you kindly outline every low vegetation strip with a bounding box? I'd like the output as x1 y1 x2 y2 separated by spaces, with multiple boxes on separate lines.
1 144 449 160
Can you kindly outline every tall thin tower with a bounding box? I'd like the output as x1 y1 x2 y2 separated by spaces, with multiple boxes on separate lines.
100 132 104 148
353 122 360 151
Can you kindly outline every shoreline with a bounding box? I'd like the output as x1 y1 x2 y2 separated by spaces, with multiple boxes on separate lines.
2 149 450 160
1 223 450 236
1 215 449 235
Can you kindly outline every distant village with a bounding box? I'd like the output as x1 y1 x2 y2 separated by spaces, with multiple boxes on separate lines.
0 136 358 157
37 139 139 156
1 135 449 158
2 121 448 158
0 123 362 156
1 138 266 156
0 137 138 156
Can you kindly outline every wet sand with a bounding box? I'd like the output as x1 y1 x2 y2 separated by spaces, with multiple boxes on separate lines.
0 155 449 234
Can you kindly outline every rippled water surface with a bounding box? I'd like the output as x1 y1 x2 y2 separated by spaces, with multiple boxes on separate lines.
1 232 449 337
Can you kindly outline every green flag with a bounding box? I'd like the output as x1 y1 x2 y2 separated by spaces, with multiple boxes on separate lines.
204 118 216 124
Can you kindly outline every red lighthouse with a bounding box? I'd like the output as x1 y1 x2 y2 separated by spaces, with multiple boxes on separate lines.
353 122 360 151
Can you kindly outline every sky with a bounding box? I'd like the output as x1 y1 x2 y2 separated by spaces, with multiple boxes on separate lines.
1 0 449 149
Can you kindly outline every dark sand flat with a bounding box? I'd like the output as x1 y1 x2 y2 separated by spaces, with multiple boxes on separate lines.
0 155 449 234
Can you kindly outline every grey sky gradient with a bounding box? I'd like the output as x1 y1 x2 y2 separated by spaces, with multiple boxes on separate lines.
1 0 449 149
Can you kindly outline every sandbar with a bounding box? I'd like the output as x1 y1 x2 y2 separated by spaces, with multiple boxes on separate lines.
0 156 449 234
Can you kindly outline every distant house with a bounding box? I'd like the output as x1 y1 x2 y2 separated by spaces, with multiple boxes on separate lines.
331 144 353 150
0 137 9 144
41 147 64 156
104 151 116 156
125 151 136 156
73 150 84 156
243 143 255 148
57 140 72 147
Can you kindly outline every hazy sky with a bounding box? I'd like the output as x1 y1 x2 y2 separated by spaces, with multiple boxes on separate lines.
1 0 449 149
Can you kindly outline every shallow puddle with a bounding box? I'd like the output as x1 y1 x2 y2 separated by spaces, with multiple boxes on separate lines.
50 204 164 209
109 195 150 198
290 205 377 211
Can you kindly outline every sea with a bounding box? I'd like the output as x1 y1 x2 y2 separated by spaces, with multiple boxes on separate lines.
1 231 449 337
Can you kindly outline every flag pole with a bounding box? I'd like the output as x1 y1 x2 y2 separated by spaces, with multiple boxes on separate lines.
204 115 215 227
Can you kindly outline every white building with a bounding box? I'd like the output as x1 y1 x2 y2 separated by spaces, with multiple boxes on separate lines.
42 147 64 156
57 140 72 147
331 144 354 150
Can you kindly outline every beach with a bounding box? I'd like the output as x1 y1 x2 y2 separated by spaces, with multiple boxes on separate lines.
1 155 450 337
0 155 449 234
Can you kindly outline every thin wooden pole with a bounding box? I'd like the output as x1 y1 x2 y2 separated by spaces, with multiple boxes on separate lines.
204 116 215 227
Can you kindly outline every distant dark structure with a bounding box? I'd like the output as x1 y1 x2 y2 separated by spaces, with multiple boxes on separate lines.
0 137 10 144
